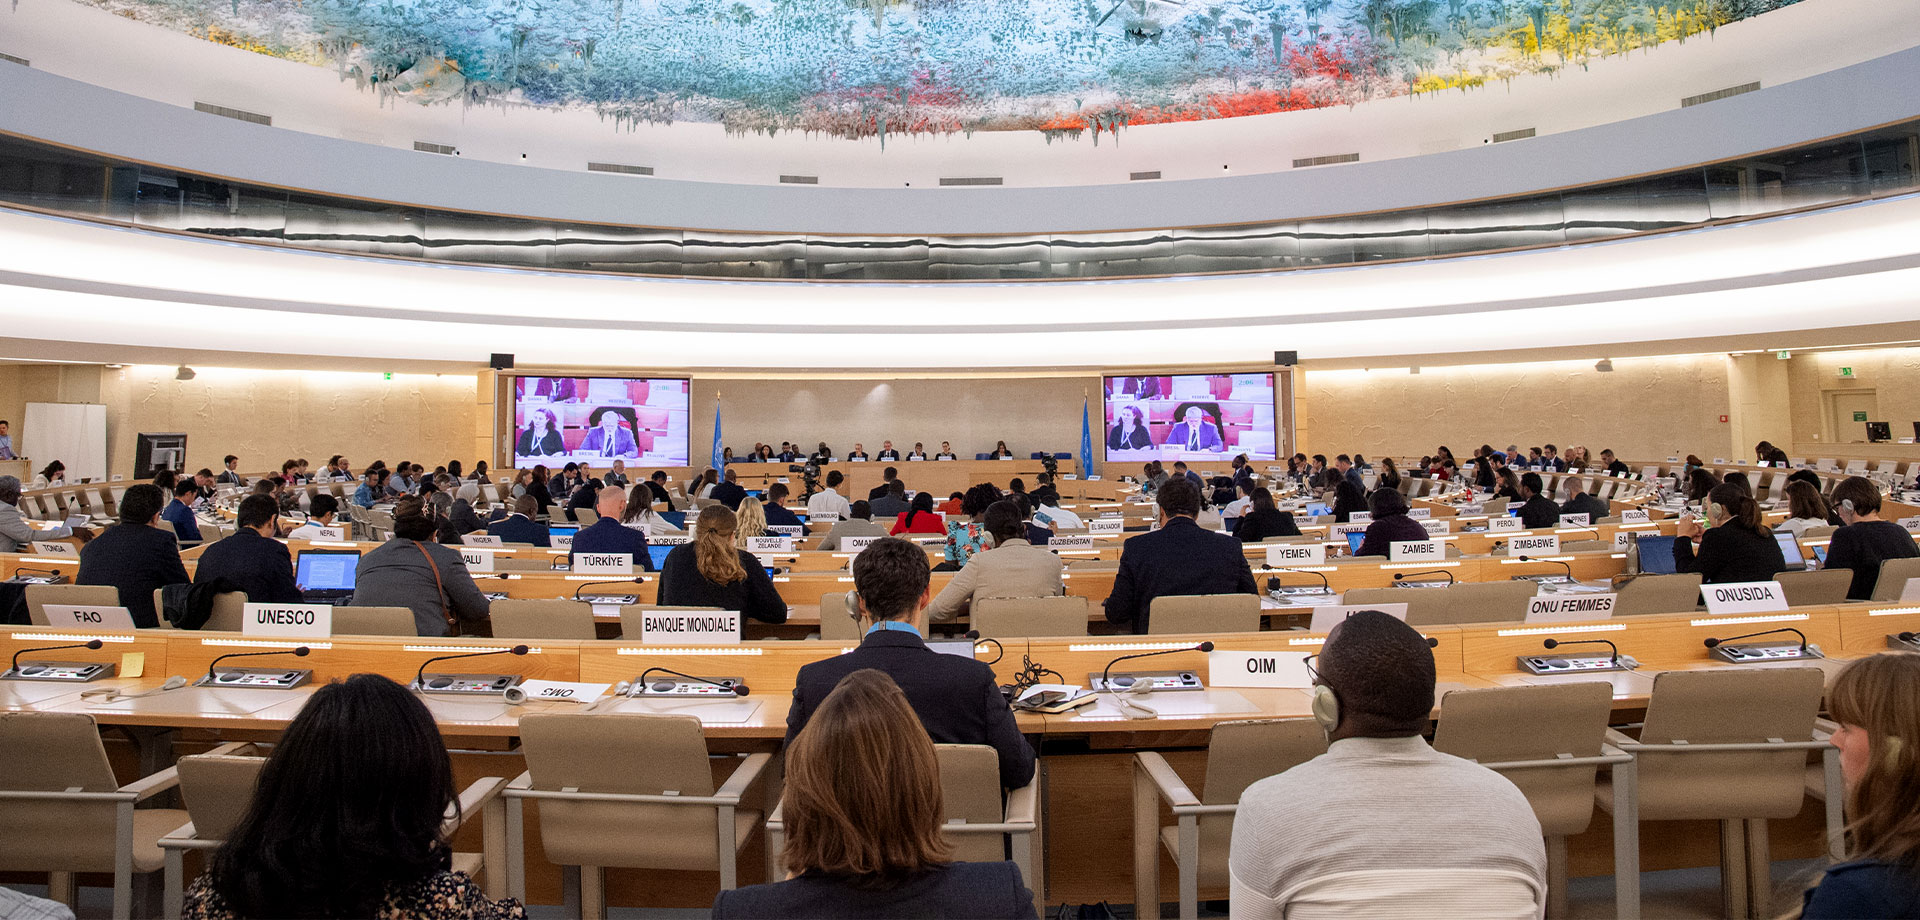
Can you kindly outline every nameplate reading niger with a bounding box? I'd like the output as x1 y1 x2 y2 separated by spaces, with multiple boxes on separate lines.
640 610 742 645
242 603 333 638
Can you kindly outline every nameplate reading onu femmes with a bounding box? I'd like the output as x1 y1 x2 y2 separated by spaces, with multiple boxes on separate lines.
639 610 743 645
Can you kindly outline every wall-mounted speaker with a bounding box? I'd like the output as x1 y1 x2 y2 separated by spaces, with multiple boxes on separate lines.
489 353 515 370
1274 350 1298 366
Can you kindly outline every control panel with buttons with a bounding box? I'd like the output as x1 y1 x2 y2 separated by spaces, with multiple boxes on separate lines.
632 677 747 697
1087 670 1205 692
414 673 523 694
4 660 115 682
198 668 312 689
1711 643 1822 663
1518 655 1628 674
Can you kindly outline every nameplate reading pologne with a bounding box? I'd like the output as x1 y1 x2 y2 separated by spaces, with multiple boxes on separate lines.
29 541 76 557
1619 510 1651 525
1348 512 1372 524
1508 534 1561 556
844 535 883 553
42 604 135 630
1406 508 1432 519
1088 518 1124 534
242 603 333 638
1207 651 1313 689
1488 516 1525 532
1309 603 1408 633
1266 543 1326 567
462 534 504 547
1701 581 1789 615
1389 540 1444 562
746 535 793 553
640 609 743 645
1558 514 1591 527
1525 594 1618 624
573 553 635 575
515 679 612 702
1419 518 1452 536
459 549 496 573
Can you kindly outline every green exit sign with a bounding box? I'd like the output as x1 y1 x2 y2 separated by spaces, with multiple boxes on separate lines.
1839 366 1855 378
1854 411 1869 422
384 372 394 381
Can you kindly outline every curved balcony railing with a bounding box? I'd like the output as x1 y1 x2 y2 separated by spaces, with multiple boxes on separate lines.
1 123 1916 283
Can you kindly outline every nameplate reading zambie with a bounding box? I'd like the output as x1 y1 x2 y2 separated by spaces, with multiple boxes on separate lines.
1266 543 1326 567
573 553 635 575
1701 581 1788 615
640 609 743 645
1388 540 1443 562
242 603 333 638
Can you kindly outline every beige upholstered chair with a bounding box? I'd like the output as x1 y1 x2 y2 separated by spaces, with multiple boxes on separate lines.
1775 569 1852 607
1613 573 1703 616
1598 667 1829 919
331 606 420 636
25 584 122 626
615 605 725 640
147 589 247 631
1869 556 1920 602
489 599 598 640
0 711 189 919
507 713 771 919
1147 594 1260 634
1340 586 1452 627
971 595 1090 638
817 591 861 641
573 509 600 526
1434 683 1634 918
1431 580 1535 626
1133 718 1328 920
492 555 558 572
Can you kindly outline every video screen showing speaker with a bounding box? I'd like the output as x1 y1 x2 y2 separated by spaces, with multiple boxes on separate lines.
511 377 690 467
1102 373 1276 463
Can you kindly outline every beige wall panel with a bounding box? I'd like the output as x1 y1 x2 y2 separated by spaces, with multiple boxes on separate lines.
1788 348 1920 455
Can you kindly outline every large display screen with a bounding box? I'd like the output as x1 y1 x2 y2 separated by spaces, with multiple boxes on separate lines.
511 377 690 467
1102 373 1276 463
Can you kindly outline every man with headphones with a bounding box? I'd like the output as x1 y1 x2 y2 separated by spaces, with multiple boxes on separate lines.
1229 612 1546 918
784 537 1035 789
1823 476 1920 600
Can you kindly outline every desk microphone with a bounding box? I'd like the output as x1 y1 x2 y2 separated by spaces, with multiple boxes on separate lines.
637 666 749 696
1262 568 1330 591
963 630 1006 665
207 646 310 684
1557 524 1602 541
1518 555 1573 578
1705 627 1808 653
414 645 528 688
11 639 102 672
1101 641 1213 690
1393 570 1456 586
10 566 67 581
572 578 645 601
1542 637 1620 665
1900 632 1918 643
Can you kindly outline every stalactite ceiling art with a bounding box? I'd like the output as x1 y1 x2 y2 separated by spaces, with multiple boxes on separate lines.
84 0 1805 141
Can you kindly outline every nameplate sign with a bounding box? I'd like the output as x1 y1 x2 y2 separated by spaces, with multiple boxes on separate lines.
1063 473 1078 480
1488 516 1525 532
746 536 793 553
1701 581 1788 615
1331 522 1370 539
1309 603 1408 633
811 511 840 524
462 534 504 547
1900 578 1920 602
1088 518 1124 535
767 525 804 537
43 604 135 630
242 603 333 638
640 609 742 645
458 548 496 573
292 526 346 542
552 534 574 550
1348 511 1372 524
1419 518 1452 536
1407 508 1432 519
844 535 882 553
1614 530 1636 552
1458 504 1484 515
29 541 76 557
650 535 691 545
572 553 635 575
1266 543 1326 567
1619 509 1651 525
1525 594 1618 624
1048 534 1094 549
1508 533 1561 556
513 680 612 703
1389 540 1444 562
1558 514 1591 527
1207 651 1314 689
1900 517 1920 534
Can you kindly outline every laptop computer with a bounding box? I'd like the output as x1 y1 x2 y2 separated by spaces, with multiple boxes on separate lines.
1813 544 1828 565
1774 532 1806 567
295 549 360 604
1345 532 1366 555
657 511 687 529
647 543 675 570
1633 535 1679 575
1306 502 1331 518
547 524 580 540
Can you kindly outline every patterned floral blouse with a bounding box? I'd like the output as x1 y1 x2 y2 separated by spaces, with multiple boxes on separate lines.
183 870 525 920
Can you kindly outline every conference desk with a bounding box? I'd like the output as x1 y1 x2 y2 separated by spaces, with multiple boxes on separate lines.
714 459 1097 503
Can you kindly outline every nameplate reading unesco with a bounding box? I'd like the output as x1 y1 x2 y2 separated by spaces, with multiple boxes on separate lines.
573 553 634 575
1389 540 1443 562
1701 581 1788 614
1266 543 1326 567
1207 651 1313 689
242 603 333 638
1508 534 1560 556
640 610 742 645
30 541 77 557
1525 594 1617 624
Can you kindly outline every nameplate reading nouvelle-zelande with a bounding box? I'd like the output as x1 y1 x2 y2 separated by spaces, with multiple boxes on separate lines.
1508 533 1560 556
1388 540 1443 562
1207 651 1314 689
573 553 634 575
747 535 794 554
242 603 333 638
1524 594 1618 624
1266 543 1326 567
639 610 742 645
1701 581 1788 615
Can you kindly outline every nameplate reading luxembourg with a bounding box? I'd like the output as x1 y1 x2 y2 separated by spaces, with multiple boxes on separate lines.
572 553 634 575
242 603 333 638
1266 543 1326 567
29 541 77 557
640 609 742 645
42 604 135 630
1701 581 1789 615
1088 518 1124 534
747 536 794 553
1508 534 1560 556
1619 509 1652 525
1488 516 1525 532
1525 594 1618 624
1047 534 1094 549
1207 651 1313 689
1389 540 1444 562
810 511 840 524
462 534 504 547
1419 518 1452 536
843 535 883 553
458 548 496 573
1558 514 1591 527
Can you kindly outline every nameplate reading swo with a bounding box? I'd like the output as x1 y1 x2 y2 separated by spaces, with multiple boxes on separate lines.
1525 594 1618 624
1488 517 1525 532
242 603 333 638
29 541 77 557
746 536 794 553
1266 543 1326 567
462 534 504 547
640 609 742 645
1702 581 1788 615
1088 518 1123 534
1207 651 1314 689
512 679 612 703
573 553 634 575
42 604 135 630
1619 510 1651 525
1508 534 1561 556
1389 540 1443 562
459 548 496 573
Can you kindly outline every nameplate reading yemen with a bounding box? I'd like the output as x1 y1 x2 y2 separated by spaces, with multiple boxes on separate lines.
242 603 333 638
1525 594 1618 624
1266 543 1326 567
1389 540 1443 562
640 610 742 645
1701 581 1789 615
572 553 634 575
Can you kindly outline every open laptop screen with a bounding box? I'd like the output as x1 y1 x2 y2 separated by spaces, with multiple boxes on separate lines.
1774 532 1805 566
295 550 360 591
1635 536 1679 575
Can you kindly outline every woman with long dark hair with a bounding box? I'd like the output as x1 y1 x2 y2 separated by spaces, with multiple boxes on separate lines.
1800 653 1920 918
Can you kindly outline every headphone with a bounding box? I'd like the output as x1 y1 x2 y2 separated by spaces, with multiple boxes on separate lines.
1841 498 1856 513
1310 684 1340 732
843 590 864 623
1706 502 1727 522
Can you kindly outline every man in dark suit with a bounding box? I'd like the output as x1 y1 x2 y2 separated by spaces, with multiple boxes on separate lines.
876 441 901 461
1516 472 1561 529
194 494 301 603
787 537 1035 788
1559 477 1611 523
487 496 551 547
76 484 189 628
1029 472 1061 508
867 466 900 501
1104 478 1256 634
709 469 747 510
868 480 911 518
568 488 653 570
762 483 812 536
644 470 678 510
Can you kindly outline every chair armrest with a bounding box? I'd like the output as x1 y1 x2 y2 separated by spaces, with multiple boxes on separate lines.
122 766 182 802
444 776 507 834
1134 752 1199 809
715 753 773 802
766 799 785 832
1813 718 1839 739
1616 739 1832 753
1603 728 1638 748
1005 777 1039 828
202 741 261 757
502 771 534 795
157 820 201 849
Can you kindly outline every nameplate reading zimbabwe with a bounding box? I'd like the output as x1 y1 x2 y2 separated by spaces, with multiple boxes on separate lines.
242 603 333 638
639 609 742 645
1507 534 1560 556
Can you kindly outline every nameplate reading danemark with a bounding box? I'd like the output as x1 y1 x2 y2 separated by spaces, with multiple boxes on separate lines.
242 603 333 638
1701 581 1788 615
640 610 742 645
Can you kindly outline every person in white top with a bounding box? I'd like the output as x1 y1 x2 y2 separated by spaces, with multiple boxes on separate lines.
1224 479 1256 519
1773 480 1834 537
1230 611 1547 920
1033 501 1082 529
805 469 854 521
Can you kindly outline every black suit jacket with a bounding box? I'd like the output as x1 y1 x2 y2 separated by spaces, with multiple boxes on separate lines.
788 629 1035 788
193 529 301 604
877 450 900 461
1517 494 1561 529
713 862 1036 920
1560 493 1611 522
1103 517 1257 634
710 481 747 510
487 514 551 547
76 524 190 627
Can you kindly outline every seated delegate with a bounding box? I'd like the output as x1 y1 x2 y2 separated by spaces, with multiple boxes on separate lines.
817 500 888 551
1352 488 1430 558
350 509 493 637
487 496 551 547
194 494 302 604
1822 476 1920 600
76 483 189 628
1673 484 1787 584
655 505 789 629
1103 478 1256 634
1799 652 1920 919
926 500 1064 622
567 487 652 570
1233 487 1300 543
890 492 946 535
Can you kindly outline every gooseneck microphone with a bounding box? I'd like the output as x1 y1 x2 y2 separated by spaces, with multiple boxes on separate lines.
207 646 310 683
415 645 528 688
11 639 104 672
1393 570 1456 586
1518 555 1574 578
1263 567 1330 591
1900 632 1918 643
963 630 1007 666
11 566 65 580
1543 637 1619 664
572 578 645 601
637 667 750 696
1705 627 1808 652
1102 642 1213 690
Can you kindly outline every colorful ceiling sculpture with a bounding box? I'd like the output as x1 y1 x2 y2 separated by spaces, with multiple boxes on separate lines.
81 0 1805 140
